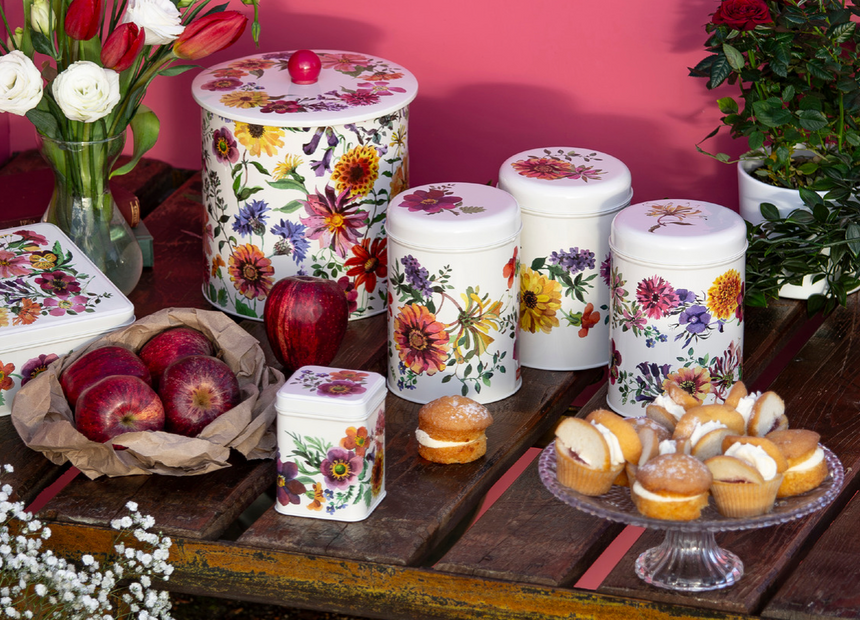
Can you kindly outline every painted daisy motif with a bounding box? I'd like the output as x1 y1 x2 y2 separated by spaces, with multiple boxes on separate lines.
392 303 450 375
519 267 562 334
300 185 367 258
344 237 387 293
331 144 380 198
664 366 712 403
635 275 679 320
228 244 274 300
707 269 743 321
234 122 284 157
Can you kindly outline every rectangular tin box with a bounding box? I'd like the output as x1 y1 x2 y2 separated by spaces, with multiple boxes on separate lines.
0 223 135 416
275 366 386 521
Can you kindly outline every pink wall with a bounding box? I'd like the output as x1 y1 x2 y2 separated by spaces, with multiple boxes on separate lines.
4 0 747 210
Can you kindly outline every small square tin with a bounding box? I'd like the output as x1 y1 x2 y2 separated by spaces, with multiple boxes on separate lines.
0 223 135 416
274 366 386 521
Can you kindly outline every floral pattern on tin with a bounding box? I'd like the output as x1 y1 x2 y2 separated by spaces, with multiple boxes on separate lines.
388 253 518 397
644 201 705 233
610 265 744 407
397 184 485 216
511 149 605 182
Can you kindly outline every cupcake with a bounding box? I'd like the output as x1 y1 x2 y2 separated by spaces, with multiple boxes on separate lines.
554 417 625 496
644 380 697 432
416 395 493 464
585 408 643 486
706 436 787 517
766 429 829 497
631 453 712 521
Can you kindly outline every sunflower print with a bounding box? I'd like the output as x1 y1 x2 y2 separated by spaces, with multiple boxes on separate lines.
331 144 380 198
519 267 562 334
234 122 285 157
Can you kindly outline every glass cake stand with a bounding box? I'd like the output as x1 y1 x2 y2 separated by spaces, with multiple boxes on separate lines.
538 441 844 592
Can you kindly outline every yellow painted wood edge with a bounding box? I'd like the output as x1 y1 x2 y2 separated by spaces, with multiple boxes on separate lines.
46 521 747 620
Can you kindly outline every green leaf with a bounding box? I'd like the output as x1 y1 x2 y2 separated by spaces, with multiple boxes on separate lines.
30 31 55 56
249 161 270 176
235 298 258 318
847 223 860 257
722 43 745 71
275 199 305 214
267 178 307 192
805 59 834 81
748 131 765 151
797 109 829 131
799 187 824 207
111 106 160 178
760 202 781 221
708 54 732 88
26 108 60 140
158 64 201 77
828 20 855 43
717 97 738 114
752 99 793 127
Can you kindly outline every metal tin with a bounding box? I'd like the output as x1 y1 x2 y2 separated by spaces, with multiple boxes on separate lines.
192 50 418 321
386 182 522 404
607 200 747 417
0 223 135 416
498 147 632 370
274 365 386 521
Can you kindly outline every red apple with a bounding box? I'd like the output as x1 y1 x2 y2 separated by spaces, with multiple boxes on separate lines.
264 275 349 372
160 355 240 437
61 346 152 409
139 326 215 386
74 375 165 443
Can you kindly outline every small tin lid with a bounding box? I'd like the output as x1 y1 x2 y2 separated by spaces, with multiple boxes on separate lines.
498 147 633 215
387 182 522 251
1 223 135 351
610 200 748 264
191 49 418 128
276 366 386 421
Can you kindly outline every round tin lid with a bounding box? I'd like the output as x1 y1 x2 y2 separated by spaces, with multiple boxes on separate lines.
610 200 747 263
498 147 633 215
191 49 418 127
387 183 522 250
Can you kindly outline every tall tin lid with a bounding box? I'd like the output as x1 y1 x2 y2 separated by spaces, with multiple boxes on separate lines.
191 49 418 127
0 223 135 351
387 182 522 251
498 147 633 215
610 200 748 264
276 366 386 420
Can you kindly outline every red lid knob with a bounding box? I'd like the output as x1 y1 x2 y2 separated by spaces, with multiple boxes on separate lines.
288 50 322 85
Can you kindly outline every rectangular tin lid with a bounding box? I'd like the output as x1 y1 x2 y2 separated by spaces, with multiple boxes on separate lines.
0 223 135 351
276 365 386 420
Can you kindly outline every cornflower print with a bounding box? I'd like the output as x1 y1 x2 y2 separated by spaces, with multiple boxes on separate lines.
276 459 306 506
234 122 285 157
20 353 59 385
707 269 743 321
0 249 31 278
393 303 451 375
636 275 679 320
332 144 380 198
212 127 239 164
271 219 311 264
232 199 270 236
519 267 562 334
320 446 364 490
344 237 387 293
300 185 367 258
678 305 711 335
228 244 275 300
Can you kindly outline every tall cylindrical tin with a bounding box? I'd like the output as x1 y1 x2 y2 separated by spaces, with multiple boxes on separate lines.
191 50 418 321
607 200 747 417
387 182 522 404
498 147 632 370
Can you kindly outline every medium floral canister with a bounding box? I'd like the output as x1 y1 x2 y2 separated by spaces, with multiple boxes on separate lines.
387 182 522 404
498 147 632 370
0 223 135 416
274 365 386 522
607 200 747 417
191 50 418 321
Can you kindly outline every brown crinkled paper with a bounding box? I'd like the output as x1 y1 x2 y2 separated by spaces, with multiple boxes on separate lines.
11 307 285 479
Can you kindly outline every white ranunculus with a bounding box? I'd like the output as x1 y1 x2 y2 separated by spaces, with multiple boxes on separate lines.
0 51 44 116
52 61 121 123
122 0 185 46
30 0 55 34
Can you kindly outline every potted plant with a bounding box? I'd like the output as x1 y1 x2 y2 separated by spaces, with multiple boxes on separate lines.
690 0 860 310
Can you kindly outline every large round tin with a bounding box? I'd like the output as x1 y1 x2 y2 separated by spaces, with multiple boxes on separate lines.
607 200 747 417
498 147 632 370
192 50 418 321
386 182 522 404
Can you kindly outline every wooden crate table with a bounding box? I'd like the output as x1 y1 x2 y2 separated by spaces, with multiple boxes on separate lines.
3 159 859 620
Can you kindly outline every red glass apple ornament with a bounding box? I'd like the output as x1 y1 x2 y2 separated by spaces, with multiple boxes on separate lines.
288 49 321 85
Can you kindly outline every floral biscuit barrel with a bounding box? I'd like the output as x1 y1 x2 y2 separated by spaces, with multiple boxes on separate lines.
387 182 522 404
275 366 386 521
498 147 632 370
607 200 747 417
191 50 418 320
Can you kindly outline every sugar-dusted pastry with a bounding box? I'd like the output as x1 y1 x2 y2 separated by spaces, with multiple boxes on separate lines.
586 408 643 466
625 416 672 444
631 453 712 521
554 417 625 496
747 391 789 437
766 429 829 497
672 404 746 440
416 395 493 464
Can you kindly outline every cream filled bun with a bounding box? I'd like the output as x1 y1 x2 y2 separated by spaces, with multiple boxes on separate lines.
416 395 493 464
631 453 712 521
673 404 746 440
625 416 672 443
766 429 829 497
724 380 749 409
747 391 789 437
689 421 733 461
706 441 784 518
554 417 624 496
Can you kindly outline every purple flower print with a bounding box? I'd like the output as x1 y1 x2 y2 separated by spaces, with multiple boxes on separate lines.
566 165 603 181
355 81 407 96
609 339 622 385
622 307 647 330
320 447 364 490
316 380 367 397
674 288 698 304
399 188 461 214
34 271 80 298
548 247 596 274
300 186 366 258
600 254 611 286
271 219 311 264
43 294 88 316
20 353 59 385
679 305 711 334
212 127 239 164
232 199 270 236
276 458 307 506
261 100 307 114
401 255 433 297
636 275 679 320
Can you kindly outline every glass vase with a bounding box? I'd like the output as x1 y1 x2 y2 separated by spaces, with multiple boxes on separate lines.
37 133 143 295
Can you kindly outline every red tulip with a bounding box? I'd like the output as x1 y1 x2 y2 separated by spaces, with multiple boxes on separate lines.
101 23 145 72
64 0 103 41
173 11 247 61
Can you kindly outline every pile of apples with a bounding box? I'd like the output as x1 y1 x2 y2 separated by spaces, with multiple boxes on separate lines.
62 327 241 444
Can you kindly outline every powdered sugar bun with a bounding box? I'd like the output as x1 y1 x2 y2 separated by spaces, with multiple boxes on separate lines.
705 454 781 517
645 404 678 433
631 453 712 521
665 381 701 409
625 416 672 443
720 435 788 474
554 418 622 495
690 426 734 461
416 395 493 464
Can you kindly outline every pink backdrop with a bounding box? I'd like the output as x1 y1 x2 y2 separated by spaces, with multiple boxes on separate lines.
2 0 746 210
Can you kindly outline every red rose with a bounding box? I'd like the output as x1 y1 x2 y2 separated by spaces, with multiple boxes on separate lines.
712 0 772 31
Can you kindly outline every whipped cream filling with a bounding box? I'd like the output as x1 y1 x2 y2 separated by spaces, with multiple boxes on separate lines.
658 439 677 455
416 429 476 449
652 393 686 421
725 443 777 480
591 421 625 466
632 481 696 503
689 420 728 448
735 392 761 425
787 447 825 473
